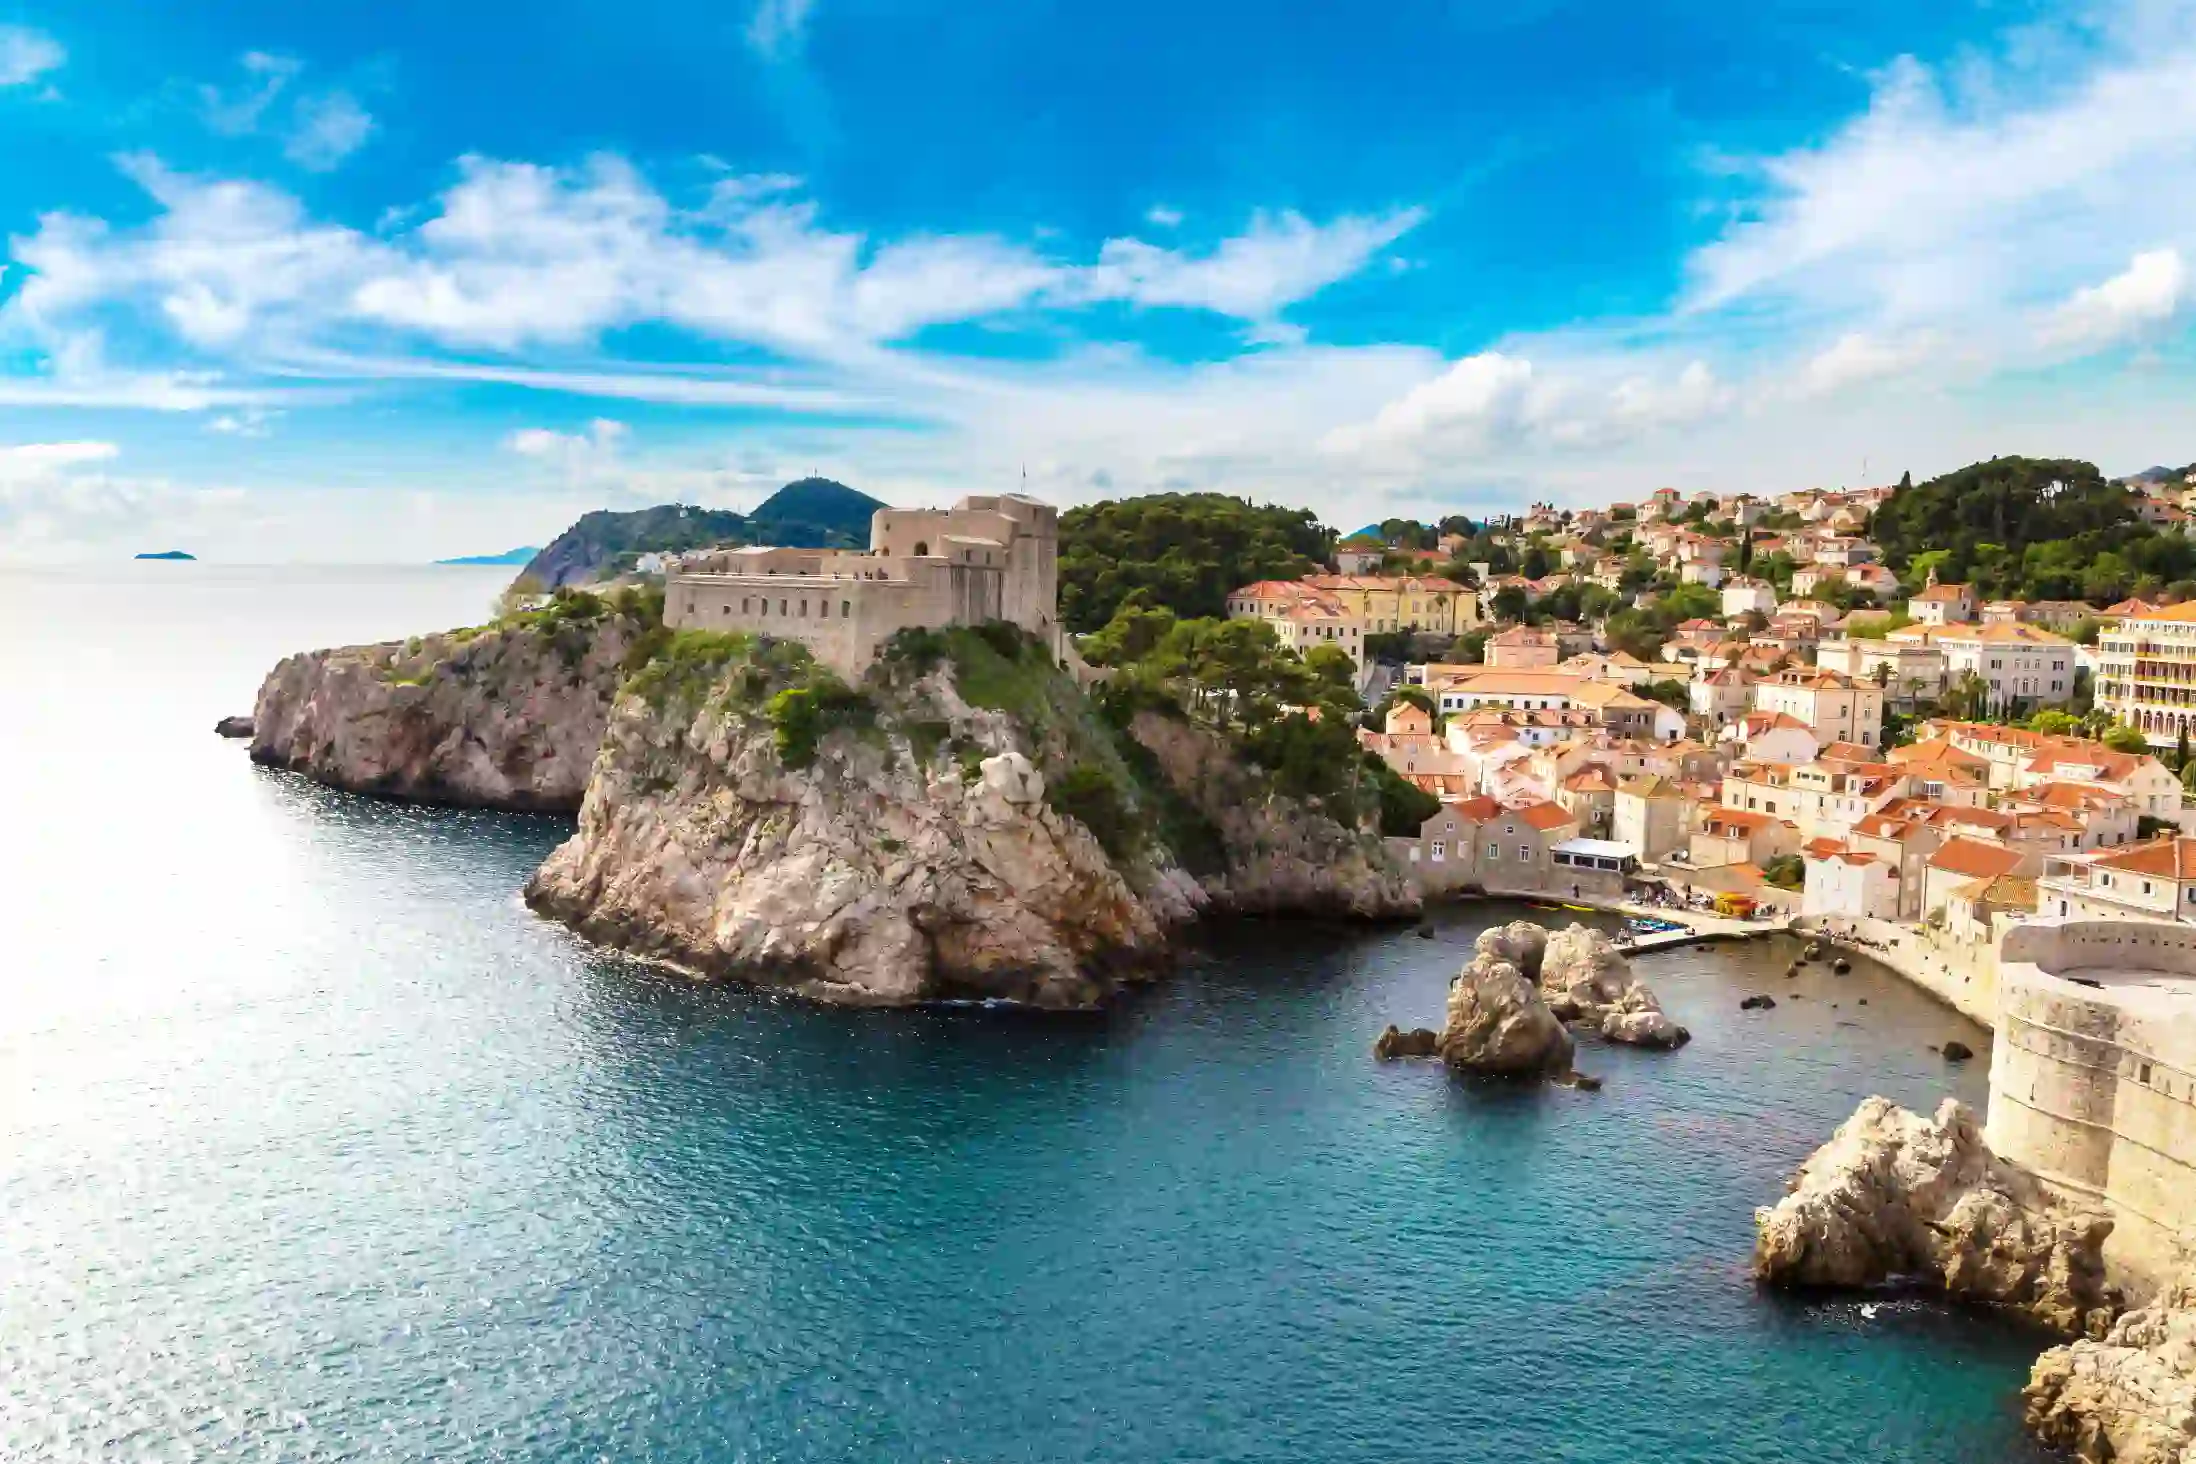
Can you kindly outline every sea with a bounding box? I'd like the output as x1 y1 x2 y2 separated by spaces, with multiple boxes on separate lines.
0 563 2057 1463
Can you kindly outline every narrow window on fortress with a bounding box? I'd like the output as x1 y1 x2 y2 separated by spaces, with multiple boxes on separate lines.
914 541 929 557
2141 1063 2153 1084
842 601 851 617
742 597 751 613
780 600 788 616
800 599 808 616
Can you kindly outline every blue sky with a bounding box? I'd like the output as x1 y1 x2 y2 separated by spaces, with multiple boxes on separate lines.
1 0 2193 558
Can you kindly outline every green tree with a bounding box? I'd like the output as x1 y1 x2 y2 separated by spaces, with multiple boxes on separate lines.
2104 723 2152 755
2027 709 2083 736
1637 679 1690 710
1058 494 1332 631
1081 603 1179 666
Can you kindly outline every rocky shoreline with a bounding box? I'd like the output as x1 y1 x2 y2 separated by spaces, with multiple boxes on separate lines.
236 607 1418 1008
1751 1094 2196 1459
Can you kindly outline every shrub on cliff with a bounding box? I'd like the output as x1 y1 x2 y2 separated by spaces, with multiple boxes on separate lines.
766 679 875 769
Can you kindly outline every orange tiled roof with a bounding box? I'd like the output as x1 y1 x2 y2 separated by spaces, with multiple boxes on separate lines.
2090 838 2196 879
1928 836 2026 880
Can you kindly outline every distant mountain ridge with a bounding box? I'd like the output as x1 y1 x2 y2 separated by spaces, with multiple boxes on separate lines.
135 550 195 560
438 546 540 566
519 478 885 589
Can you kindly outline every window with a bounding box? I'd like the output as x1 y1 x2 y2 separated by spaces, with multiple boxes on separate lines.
741 597 752 613
800 599 808 617
1431 841 1446 861
842 601 851 617
1487 843 1500 860
1519 846 1533 861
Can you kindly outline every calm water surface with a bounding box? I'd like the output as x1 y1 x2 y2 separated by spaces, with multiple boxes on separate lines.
0 565 2054 1462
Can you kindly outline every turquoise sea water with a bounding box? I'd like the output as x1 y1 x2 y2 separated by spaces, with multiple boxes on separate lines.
0 565 2057 1462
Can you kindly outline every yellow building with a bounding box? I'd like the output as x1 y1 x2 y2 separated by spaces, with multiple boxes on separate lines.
1301 574 1481 635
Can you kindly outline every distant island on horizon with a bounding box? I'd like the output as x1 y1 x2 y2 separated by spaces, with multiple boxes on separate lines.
436 547 541 566
134 550 196 561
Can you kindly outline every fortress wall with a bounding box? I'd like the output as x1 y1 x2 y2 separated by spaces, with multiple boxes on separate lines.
1988 918 2196 1291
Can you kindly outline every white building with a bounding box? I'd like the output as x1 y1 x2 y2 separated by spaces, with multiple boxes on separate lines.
1721 577 1778 619
1903 623 2077 712
2095 601 2196 748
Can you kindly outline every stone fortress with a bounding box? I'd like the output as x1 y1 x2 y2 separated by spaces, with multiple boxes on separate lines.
664 493 1061 677
1989 917 2196 1288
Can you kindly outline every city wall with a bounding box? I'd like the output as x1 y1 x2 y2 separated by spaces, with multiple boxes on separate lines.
1988 918 2196 1291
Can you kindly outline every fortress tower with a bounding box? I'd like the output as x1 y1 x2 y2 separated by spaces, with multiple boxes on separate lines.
663 493 1061 677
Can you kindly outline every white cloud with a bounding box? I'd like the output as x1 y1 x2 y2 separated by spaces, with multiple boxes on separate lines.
207 407 280 437
505 418 629 477
6 153 1414 369
286 91 376 171
2044 248 2188 347
0 25 62 88
1685 24 2196 333
748 0 817 58
1145 205 1184 228
1798 330 1937 395
0 441 120 474
1087 207 1426 323
1322 351 1538 455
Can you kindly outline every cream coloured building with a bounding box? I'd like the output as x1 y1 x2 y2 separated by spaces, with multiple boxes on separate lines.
2096 601 2196 748
666 492 1060 677
1225 581 1368 669
1752 667 1886 749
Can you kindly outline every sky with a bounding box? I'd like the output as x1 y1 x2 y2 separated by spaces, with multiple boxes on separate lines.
2 0 2195 559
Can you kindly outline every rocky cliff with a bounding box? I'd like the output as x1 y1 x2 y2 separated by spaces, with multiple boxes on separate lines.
250 590 656 811
2026 1274 2196 1463
1126 710 1418 918
1754 1096 2120 1338
521 625 1413 1006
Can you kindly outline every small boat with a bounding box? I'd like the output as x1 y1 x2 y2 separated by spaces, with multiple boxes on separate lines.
1561 904 1596 913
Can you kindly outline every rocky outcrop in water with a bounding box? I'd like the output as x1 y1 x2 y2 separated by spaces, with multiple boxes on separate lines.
214 715 254 739
1438 947 1576 1079
1374 1025 1441 1059
250 592 656 810
1754 1096 2120 1337
1462 921 1690 1050
2026 1275 2196 1463
1540 925 1691 1049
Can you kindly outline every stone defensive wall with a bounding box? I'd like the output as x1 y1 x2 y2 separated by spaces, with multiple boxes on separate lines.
1989 917 2196 1290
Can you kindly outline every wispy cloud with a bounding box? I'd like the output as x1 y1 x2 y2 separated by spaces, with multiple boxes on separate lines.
0 24 65 88
197 52 375 170
748 0 818 58
286 90 376 171
5 152 1421 368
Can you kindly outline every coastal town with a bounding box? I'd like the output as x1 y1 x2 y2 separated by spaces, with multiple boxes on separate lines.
1210 475 2196 979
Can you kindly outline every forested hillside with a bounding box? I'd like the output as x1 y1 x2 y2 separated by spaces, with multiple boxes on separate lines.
1869 456 2196 603
1058 493 1332 631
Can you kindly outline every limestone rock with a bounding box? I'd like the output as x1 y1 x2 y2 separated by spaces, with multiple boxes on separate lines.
1438 953 1575 1079
1125 710 1420 920
1754 1096 2120 1337
2026 1274 2196 1464
1374 1025 1440 1060
250 605 651 810
1538 923 1690 1049
526 659 1193 1009
213 714 254 739
1476 920 1549 981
